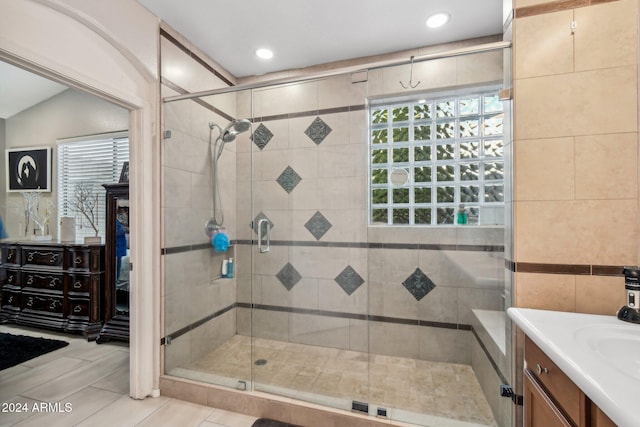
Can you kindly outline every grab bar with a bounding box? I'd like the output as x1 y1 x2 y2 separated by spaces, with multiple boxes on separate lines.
257 218 271 253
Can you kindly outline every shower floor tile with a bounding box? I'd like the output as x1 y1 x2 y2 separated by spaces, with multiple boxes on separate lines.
184 335 496 426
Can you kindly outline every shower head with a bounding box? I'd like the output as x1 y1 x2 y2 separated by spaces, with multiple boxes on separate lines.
220 118 252 143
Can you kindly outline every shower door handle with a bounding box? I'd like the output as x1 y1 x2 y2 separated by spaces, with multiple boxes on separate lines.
257 218 271 253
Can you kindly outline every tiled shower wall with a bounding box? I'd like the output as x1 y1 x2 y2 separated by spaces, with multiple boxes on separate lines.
160 27 509 382
161 29 240 373
233 45 507 364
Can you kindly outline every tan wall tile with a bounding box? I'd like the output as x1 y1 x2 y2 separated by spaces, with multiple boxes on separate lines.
514 272 576 311
574 0 638 72
575 132 638 200
253 80 319 117
515 66 638 140
515 137 575 201
161 38 232 94
515 199 638 265
515 0 555 7
514 10 574 79
380 57 457 96
575 275 626 315
318 74 367 109
457 50 504 86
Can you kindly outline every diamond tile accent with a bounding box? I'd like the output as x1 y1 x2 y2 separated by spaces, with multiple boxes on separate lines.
402 268 436 301
304 211 332 240
304 116 332 145
252 123 274 150
276 166 302 194
276 262 302 291
251 212 274 235
335 266 365 296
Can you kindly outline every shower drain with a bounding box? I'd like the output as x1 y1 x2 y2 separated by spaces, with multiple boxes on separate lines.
255 359 268 366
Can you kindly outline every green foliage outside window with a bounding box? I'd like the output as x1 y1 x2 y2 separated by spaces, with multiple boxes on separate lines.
370 90 504 225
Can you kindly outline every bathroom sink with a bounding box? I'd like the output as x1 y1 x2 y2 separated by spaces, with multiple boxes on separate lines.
574 325 640 381
509 308 640 427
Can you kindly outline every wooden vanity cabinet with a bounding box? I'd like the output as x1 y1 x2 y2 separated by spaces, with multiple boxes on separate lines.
524 336 616 427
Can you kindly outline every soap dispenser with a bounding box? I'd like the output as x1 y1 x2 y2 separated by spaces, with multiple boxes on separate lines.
617 267 640 324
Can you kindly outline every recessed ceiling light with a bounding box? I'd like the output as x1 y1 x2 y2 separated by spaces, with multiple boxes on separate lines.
255 48 274 60
426 13 450 29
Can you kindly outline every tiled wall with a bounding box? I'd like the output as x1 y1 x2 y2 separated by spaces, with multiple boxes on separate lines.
159 24 512 426
160 28 510 397
233 44 507 364
160 28 239 373
512 0 638 314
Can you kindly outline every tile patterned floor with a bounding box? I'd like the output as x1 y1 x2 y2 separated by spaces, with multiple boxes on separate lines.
185 335 497 426
0 324 259 427
1 324 496 427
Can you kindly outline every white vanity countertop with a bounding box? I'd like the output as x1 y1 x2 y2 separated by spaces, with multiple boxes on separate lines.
507 308 640 427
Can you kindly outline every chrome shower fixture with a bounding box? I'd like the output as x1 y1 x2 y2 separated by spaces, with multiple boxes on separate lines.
209 118 252 143
206 118 252 234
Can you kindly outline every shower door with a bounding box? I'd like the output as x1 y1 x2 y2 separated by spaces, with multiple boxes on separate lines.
244 75 371 411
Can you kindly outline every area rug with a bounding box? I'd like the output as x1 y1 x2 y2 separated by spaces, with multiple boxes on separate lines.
0 332 69 370
252 419 303 427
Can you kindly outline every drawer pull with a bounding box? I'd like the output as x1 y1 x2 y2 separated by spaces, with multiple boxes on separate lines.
73 281 83 289
536 363 549 375
73 305 82 313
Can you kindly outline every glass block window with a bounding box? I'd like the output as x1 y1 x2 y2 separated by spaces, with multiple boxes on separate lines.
369 89 504 225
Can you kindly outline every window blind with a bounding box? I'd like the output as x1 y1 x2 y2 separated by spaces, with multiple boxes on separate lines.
56 132 129 239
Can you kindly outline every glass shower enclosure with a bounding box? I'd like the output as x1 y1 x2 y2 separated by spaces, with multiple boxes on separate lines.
162 43 512 427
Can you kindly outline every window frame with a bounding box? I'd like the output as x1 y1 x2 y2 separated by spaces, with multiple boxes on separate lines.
368 86 505 226
56 131 129 239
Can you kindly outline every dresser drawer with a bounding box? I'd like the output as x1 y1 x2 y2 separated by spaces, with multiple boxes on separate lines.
66 298 90 317
525 336 584 425
22 247 64 268
22 293 64 314
1 289 22 309
65 274 92 293
23 271 64 292
3 269 21 286
3 245 21 265
66 247 102 272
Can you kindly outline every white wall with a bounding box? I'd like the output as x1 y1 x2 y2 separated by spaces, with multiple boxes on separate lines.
0 118 5 220
3 89 128 239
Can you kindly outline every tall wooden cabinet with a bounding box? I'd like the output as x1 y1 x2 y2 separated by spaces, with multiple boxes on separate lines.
0 240 105 340
96 182 130 343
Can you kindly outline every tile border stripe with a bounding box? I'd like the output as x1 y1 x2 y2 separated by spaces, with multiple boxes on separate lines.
161 77 235 122
253 104 366 123
515 0 620 18
162 240 503 254
162 303 506 388
160 28 235 87
163 302 471 343
509 260 624 276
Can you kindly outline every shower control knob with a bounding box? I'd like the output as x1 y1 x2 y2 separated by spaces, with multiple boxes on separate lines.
536 363 548 375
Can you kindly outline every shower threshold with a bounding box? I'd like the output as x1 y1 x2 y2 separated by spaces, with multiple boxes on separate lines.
168 335 496 427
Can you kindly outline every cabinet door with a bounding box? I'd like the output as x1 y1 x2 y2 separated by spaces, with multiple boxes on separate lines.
524 369 573 427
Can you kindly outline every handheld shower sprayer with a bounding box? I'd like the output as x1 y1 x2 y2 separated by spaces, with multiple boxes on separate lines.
205 118 252 239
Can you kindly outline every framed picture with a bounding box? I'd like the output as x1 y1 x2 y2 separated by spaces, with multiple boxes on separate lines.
119 161 129 183
6 147 52 192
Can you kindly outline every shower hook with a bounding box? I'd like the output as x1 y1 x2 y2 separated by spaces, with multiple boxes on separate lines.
399 56 421 89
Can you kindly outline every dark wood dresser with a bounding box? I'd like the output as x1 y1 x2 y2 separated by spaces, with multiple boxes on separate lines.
0 240 105 340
